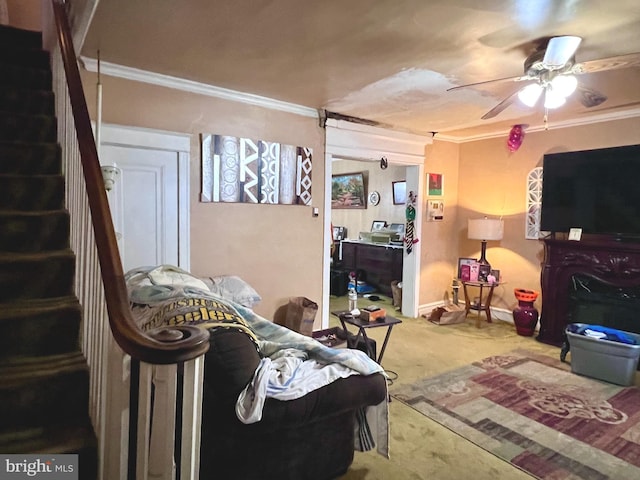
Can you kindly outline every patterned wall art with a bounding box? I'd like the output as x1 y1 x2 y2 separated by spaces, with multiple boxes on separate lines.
526 166 543 239
200 134 312 205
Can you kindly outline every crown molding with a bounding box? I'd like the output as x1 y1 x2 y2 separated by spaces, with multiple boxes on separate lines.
80 56 318 119
80 56 640 143
435 107 640 143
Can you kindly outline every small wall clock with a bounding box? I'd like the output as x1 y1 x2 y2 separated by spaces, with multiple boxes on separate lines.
368 191 380 206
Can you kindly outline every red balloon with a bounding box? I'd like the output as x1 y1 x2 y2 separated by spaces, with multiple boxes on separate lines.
507 124 526 152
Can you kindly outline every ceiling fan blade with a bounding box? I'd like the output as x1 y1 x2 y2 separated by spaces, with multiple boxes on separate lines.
481 90 521 120
543 36 582 68
574 52 640 74
447 75 530 92
576 84 608 108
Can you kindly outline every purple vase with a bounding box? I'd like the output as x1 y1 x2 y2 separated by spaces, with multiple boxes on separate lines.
513 289 539 336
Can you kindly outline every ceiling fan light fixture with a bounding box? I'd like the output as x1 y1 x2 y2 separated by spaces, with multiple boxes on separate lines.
518 83 543 107
551 74 578 97
544 88 566 109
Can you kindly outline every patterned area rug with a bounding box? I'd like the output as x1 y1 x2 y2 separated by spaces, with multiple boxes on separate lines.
392 349 640 479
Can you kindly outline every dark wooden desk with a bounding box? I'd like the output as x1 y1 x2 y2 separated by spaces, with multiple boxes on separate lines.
461 281 500 328
337 241 403 296
332 311 402 364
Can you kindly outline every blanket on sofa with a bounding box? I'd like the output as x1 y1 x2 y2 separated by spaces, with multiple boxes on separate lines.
125 265 389 457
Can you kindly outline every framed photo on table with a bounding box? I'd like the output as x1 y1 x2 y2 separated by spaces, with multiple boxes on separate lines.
457 257 476 281
371 220 387 231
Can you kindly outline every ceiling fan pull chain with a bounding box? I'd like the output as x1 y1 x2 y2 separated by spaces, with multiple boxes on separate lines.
543 109 549 130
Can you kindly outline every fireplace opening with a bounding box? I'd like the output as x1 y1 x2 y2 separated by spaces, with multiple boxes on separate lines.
569 274 640 335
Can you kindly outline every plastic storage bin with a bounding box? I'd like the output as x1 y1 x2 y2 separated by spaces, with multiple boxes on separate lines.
565 323 640 386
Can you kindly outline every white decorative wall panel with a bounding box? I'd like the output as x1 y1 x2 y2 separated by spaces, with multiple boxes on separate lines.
526 167 543 239
218 135 241 202
279 144 297 204
260 141 281 204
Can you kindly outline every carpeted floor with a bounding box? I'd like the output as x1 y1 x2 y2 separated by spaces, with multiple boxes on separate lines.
329 294 640 480
392 349 640 479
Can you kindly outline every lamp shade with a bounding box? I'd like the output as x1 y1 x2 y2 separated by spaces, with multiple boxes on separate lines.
468 218 504 241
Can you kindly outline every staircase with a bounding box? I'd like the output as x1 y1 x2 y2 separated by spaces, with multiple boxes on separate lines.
0 23 97 477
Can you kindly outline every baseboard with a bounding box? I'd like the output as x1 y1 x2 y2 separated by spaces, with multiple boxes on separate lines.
491 306 514 324
418 301 445 317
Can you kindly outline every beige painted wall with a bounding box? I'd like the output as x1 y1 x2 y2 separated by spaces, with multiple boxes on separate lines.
419 140 462 306
5 0 40 30
81 72 326 323
452 117 640 313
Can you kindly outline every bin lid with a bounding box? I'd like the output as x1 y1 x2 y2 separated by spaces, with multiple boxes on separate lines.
566 323 638 345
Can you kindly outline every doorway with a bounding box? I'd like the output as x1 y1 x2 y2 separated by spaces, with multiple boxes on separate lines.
98 124 191 272
322 119 432 327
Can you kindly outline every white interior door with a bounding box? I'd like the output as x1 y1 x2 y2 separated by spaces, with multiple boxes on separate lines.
98 124 191 272
102 146 178 270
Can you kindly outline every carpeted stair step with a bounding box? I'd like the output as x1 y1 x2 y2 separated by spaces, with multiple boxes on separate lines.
0 62 52 91
0 141 61 175
0 250 75 301
0 353 90 431
0 297 81 361
0 174 64 210
0 25 42 50
0 425 98 480
0 47 50 70
0 24 98 475
0 88 55 115
0 112 57 143
0 210 70 252
0 425 98 473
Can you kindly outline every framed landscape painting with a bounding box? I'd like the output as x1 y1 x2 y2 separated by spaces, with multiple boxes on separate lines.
331 172 366 209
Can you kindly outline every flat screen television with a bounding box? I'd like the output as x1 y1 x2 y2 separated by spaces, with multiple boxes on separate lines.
540 144 640 238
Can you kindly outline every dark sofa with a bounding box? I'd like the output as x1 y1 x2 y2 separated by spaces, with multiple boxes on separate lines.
198 328 388 480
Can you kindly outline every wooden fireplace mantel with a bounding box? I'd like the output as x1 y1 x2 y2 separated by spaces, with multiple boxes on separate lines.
538 237 640 346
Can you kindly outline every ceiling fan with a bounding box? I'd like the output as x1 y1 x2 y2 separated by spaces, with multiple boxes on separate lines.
448 36 640 121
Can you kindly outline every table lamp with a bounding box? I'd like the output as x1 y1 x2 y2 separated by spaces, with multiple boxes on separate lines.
468 217 504 271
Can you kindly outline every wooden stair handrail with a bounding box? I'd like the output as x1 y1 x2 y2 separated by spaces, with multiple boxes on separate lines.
51 0 209 364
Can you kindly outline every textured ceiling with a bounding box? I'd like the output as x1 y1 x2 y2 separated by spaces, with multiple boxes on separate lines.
82 0 640 140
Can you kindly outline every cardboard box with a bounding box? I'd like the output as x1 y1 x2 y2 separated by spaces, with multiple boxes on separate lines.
427 304 467 325
566 323 640 386
361 306 386 322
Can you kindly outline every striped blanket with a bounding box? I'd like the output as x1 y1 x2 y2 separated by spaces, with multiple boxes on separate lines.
126 265 389 457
